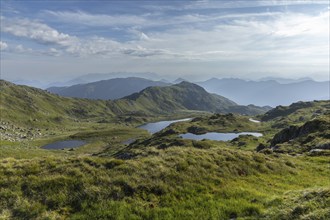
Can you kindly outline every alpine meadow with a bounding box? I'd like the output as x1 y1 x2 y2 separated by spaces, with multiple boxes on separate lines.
0 1 329 220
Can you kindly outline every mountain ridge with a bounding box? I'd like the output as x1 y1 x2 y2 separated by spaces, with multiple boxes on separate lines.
47 77 170 100
111 81 269 116
197 77 329 106
0 80 268 129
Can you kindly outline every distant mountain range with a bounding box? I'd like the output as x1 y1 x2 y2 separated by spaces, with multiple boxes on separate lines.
7 72 160 89
47 77 169 100
61 72 160 86
257 77 314 84
10 75 329 107
47 76 329 106
197 78 329 107
46 76 190 101
1 80 269 129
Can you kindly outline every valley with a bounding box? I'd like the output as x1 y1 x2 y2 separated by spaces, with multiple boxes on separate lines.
1 1 329 219
0 80 329 219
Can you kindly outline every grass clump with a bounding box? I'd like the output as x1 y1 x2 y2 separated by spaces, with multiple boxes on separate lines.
1 146 328 219
265 188 330 220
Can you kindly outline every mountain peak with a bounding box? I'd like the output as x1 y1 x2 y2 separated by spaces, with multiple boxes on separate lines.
177 80 194 85
173 77 187 83
174 81 210 92
47 77 169 100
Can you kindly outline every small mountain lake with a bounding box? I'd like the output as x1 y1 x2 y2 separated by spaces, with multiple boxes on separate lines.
42 140 86 150
138 118 191 134
179 132 263 141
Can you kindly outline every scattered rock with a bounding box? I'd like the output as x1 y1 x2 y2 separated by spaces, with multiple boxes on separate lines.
256 143 267 152
238 141 246 147
314 143 330 150
187 126 207 135
271 119 328 146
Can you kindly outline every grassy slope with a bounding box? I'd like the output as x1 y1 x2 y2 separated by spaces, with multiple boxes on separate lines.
267 113 330 154
47 77 169 100
0 82 329 219
0 80 267 155
0 80 266 129
260 100 330 128
111 81 268 116
0 125 150 160
0 80 115 128
0 80 208 151
0 148 329 219
109 81 236 115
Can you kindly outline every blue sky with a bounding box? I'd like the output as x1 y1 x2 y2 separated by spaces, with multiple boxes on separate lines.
1 0 329 82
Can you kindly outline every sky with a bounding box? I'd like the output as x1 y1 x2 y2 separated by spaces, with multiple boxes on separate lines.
0 0 329 83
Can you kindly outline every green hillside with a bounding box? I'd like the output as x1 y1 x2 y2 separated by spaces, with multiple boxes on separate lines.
47 77 169 100
1 145 329 219
0 81 329 219
260 100 329 127
0 80 115 127
111 81 268 116
123 100 329 155
267 114 330 154
0 80 267 151
0 80 267 128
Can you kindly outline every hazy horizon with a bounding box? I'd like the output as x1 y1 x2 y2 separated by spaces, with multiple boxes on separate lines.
1 0 329 82
1 2 330 217
2 71 329 89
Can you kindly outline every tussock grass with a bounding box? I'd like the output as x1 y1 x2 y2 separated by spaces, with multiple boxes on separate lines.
0 147 329 219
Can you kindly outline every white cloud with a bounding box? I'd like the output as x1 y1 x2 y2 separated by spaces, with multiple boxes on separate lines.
142 0 329 11
0 16 175 58
0 41 41 54
46 48 62 56
2 8 329 62
44 10 147 27
15 44 25 52
271 11 329 37
40 7 328 60
0 41 8 50
44 9 284 30
1 17 78 47
14 44 36 54
1 0 329 84
183 0 329 10
140 32 150 41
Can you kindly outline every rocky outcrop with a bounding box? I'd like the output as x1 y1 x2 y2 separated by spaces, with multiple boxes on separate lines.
271 119 328 146
187 126 208 135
